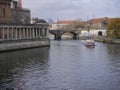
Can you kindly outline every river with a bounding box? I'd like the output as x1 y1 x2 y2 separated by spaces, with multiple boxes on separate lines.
0 40 120 90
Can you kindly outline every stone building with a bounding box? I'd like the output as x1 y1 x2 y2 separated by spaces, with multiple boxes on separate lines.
80 18 112 37
0 0 31 24
11 0 31 24
0 0 12 24
11 8 31 24
88 17 111 30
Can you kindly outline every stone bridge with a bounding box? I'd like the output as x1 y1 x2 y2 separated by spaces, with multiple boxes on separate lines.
49 29 81 40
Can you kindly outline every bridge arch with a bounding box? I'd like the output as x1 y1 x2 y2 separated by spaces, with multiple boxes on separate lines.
48 33 55 39
49 31 61 40
49 29 80 40
61 31 79 39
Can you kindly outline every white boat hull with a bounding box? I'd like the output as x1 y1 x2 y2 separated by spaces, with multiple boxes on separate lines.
85 39 95 47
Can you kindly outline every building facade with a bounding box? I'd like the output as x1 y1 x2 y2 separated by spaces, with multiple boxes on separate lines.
11 8 31 24
0 0 12 24
80 17 112 37
0 0 31 24
89 17 110 30
50 20 84 30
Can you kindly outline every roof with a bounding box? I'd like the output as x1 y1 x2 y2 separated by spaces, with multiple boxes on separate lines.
89 18 112 23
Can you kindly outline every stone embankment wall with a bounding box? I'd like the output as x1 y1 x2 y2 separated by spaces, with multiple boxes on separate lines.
103 38 120 44
0 38 50 52
79 36 120 44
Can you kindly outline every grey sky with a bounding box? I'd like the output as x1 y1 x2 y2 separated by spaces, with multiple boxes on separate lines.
22 0 120 20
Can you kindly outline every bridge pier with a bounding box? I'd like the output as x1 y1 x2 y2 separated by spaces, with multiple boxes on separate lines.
76 34 80 39
55 35 61 40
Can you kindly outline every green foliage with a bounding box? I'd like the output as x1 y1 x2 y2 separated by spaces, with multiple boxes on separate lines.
107 18 120 39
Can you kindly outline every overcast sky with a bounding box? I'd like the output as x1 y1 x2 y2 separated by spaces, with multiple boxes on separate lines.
22 0 120 21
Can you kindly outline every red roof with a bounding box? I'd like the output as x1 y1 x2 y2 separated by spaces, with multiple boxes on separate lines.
89 18 112 23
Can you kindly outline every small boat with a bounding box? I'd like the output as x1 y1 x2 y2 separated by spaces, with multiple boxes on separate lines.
85 39 95 47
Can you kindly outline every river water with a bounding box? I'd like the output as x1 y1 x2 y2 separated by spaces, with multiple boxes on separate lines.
0 40 120 90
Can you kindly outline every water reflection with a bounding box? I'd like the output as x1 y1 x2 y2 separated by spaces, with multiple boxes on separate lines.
0 47 50 89
106 44 120 89
106 44 120 71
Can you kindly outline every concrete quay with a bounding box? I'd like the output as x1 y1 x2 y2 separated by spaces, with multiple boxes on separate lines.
0 23 50 52
0 38 50 52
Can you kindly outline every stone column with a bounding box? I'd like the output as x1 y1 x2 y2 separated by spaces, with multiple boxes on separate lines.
40 28 42 37
26 28 29 39
36 28 38 38
31 28 33 38
28 28 30 39
17 28 20 39
13 27 16 40
21 28 23 39
23 28 25 39
9 27 11 40
19 28 21 39
2 27 5 40
39 28 41 38
7 27 10 40
11 27 14 40
30 28 32 38
34 28 36 38
46 28 49 37
42 28 45 37
0 28 2 40
16 28 18 40
44 28 47 37
32 28 35 38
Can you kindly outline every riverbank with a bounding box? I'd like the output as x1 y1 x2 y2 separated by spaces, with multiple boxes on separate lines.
79 36 120 44
0 38 50 52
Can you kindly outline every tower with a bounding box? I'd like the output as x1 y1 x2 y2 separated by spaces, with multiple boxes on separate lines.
18 0 22 9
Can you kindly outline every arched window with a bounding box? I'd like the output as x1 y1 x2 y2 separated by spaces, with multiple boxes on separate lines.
98 31 103 36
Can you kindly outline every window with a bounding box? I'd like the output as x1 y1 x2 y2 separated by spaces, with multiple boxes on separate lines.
3 8 5 18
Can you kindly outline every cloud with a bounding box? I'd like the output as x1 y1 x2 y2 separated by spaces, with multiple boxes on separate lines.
22 0 120 20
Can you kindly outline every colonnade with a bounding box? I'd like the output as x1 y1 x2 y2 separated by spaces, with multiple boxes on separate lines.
0 25 48 41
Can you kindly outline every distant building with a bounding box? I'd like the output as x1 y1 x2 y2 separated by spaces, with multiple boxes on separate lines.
31 17 47 24
89 17 111 30
81 17 112 37
0 0 12 24
50 20 73 30
47 18 54 26
50 20 85 30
